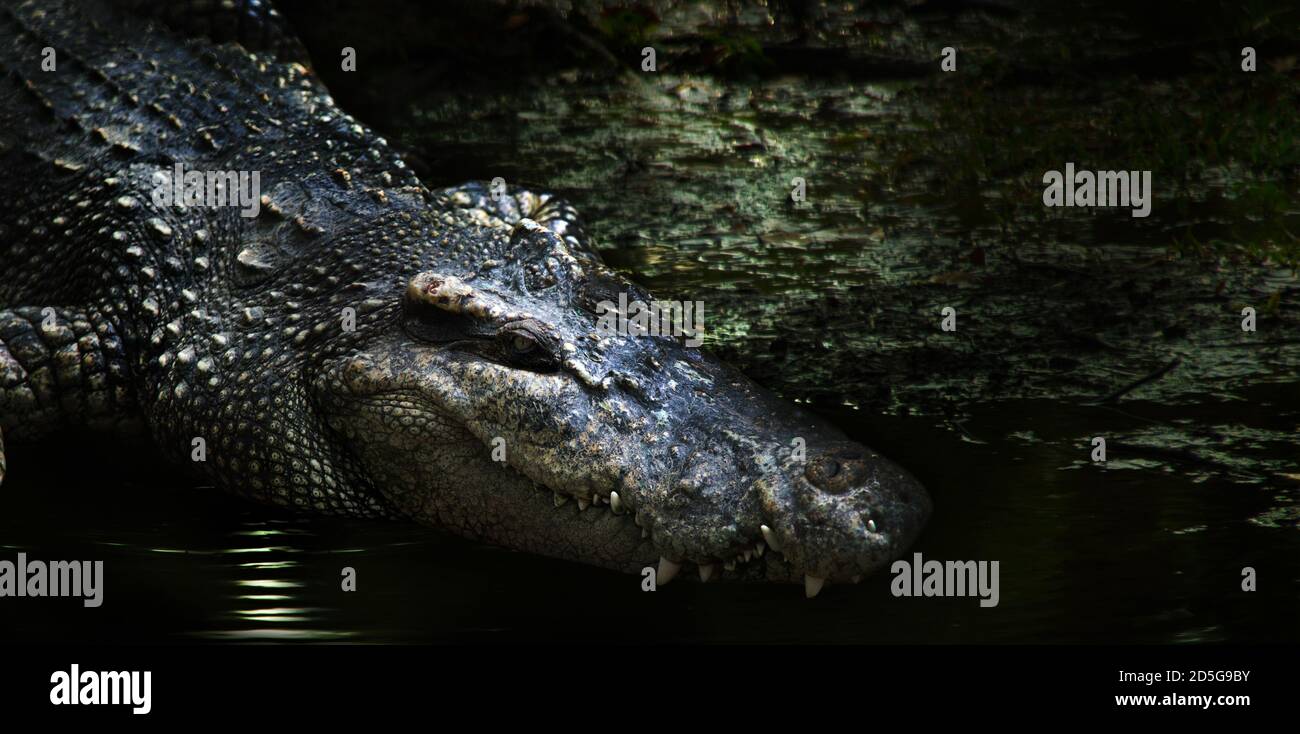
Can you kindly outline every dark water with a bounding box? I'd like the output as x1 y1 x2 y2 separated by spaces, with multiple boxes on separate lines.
3 0 1298 643
4 396 1296 644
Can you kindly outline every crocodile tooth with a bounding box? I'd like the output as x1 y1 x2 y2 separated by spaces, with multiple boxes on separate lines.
852 575 863 584
577 497 590 511
609 490 624 514
553 493 569 508
804 575 826 599
760 524 782 552
867 519 877 533
724 560 736 571
754 542 765 557
641 527 648 539
657 557 680 585
741 549 752 563
699 564 715 582
592 493 602 505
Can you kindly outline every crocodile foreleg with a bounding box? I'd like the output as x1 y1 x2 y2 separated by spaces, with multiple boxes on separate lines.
0 307 138 485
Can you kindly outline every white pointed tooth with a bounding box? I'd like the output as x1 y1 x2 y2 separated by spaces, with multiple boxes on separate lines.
852 575 863 584
657 557 681 585
577 497 590 511
754 542 765 557
592 493 602 505
867 519 877 533
724 560 736 571
641 527 649 539
553 493 569 508
804 575 827 599
610 490 624 514
741 549 752 563
760 524 783 552
699 564 715 582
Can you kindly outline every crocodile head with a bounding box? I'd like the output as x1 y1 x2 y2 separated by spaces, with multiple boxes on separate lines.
315 219 930 597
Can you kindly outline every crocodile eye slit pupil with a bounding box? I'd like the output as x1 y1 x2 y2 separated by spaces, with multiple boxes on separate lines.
512 334 535 354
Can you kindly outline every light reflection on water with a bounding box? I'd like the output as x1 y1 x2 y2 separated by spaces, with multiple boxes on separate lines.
233 579 303 589
200 629 359 642
204 535 341 641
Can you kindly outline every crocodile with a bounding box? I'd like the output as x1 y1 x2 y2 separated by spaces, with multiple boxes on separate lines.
0 0 931 597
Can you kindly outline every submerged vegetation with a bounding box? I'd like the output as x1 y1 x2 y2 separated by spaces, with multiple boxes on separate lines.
890 63 1300 271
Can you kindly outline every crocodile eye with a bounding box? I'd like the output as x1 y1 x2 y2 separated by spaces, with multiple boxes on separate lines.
510 333 537 355
496 320 560 372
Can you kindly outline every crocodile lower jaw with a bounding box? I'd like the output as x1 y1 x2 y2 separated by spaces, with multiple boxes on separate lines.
533 483 858 598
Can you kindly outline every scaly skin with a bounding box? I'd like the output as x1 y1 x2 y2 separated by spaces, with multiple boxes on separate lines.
0 0 930 596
